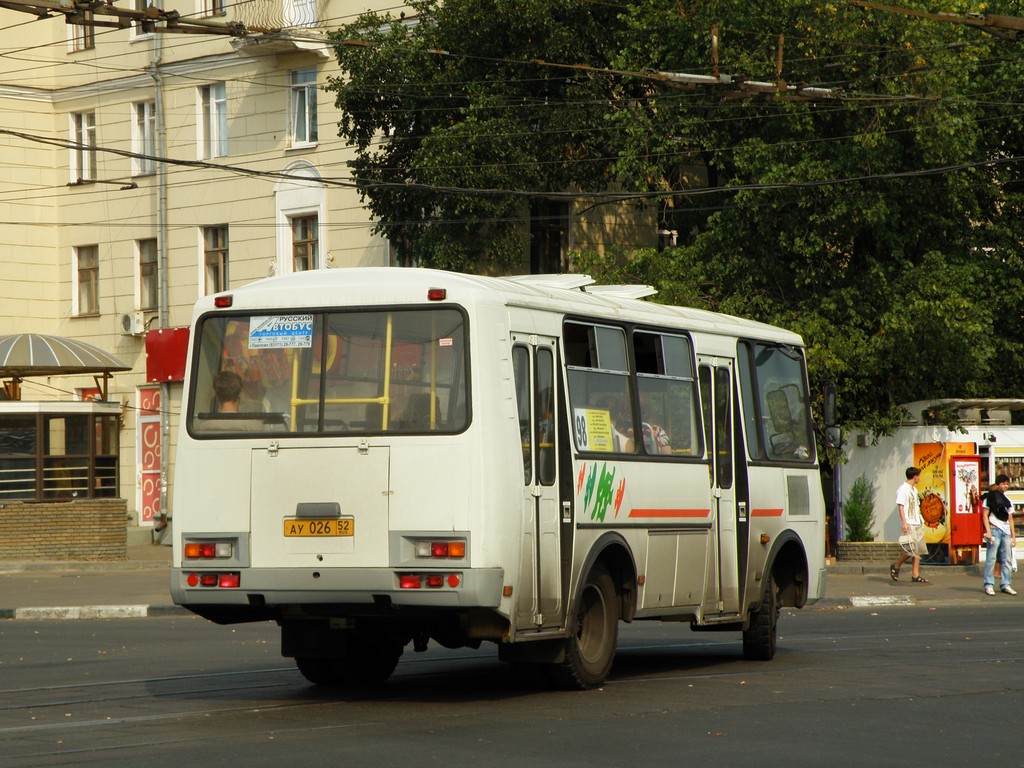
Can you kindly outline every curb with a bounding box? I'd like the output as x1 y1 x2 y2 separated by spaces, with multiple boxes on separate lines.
808 596 916 609
826 563 984 576
0 561 169 574
0 604 189 620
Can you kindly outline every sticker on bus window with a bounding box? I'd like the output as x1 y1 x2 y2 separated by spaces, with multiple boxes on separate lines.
439 338 453 347
574 407 616 453
248 315 314 349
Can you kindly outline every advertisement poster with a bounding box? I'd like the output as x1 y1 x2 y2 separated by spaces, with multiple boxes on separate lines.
913 442 976 544
950 456 981 516
993 451 1024 492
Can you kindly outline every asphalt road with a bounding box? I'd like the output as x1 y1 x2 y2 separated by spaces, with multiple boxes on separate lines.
1 604 1022 768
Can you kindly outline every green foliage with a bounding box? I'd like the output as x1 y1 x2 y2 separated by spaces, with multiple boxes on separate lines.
844 475 877 543
328 0 624 271
328 0 1024 439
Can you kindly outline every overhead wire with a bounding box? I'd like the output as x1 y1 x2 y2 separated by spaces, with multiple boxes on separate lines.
2 1 1023 221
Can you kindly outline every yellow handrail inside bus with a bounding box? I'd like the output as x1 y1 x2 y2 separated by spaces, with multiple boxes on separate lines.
382 312 393 429
428 312 437 429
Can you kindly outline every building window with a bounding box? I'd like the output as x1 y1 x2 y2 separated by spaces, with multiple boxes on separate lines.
291 215 318 271
0 412 120 501
133 101 156 176
75 245 99 316
132 0 161 38
530 199 569 274
70 112 96 183
69 12 95 51
139 239 158 310
289 68 318 147
204 225 229 293
199 82 227 159
201 0 225 17
284 0 317 27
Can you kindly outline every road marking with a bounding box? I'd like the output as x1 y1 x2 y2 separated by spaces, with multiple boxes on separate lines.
850 595 916 607
13 605 150 620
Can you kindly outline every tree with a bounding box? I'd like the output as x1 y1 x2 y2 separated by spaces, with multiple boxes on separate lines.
844 475 877 542
328 0 626 272
327 0 1024 435
582 0 1024 434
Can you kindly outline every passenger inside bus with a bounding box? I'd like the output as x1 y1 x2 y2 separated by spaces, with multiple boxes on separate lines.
194 370 276 432
633 389 673 455
765 387 810 459
213 370 243 412
401 393 441 431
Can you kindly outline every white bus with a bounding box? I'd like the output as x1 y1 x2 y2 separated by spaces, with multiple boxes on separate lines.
171 268 826 689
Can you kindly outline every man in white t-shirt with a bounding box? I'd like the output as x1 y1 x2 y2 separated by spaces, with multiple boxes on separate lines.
982 474 1017 596
891 466 928 583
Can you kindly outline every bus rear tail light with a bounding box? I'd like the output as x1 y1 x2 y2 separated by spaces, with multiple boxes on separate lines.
398 572 462 589
186 572 240 588
447 542 466 557
218 573 241 588
184 541 233 559
399 574 422 589
414 539 466 559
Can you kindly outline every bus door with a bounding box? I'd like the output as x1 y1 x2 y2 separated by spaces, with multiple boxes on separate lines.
698 357 742 616
511 334 563 630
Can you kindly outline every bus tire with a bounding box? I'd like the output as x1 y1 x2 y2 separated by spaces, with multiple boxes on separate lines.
548 562 618 690
295 657 341 686
295 637 403 687
742 574 778 661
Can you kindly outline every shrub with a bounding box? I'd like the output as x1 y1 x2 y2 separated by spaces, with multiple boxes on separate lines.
844 475 877 542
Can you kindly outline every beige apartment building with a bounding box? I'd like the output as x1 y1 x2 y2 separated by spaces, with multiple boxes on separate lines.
0 1 655 546
0 1 402 539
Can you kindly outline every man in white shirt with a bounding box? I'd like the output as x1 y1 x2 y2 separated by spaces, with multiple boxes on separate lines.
891 466 928 583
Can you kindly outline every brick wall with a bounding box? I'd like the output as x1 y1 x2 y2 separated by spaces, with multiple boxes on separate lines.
0 499 128 560
835 541 904 562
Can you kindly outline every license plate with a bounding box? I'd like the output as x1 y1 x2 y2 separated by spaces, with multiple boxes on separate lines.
283 518 354 537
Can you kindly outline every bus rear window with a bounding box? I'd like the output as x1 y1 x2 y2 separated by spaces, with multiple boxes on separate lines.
189 308 469 436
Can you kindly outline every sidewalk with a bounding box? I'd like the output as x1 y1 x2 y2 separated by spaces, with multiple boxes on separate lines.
824 561 1012 608
0 546 1016 619
0 543 182 620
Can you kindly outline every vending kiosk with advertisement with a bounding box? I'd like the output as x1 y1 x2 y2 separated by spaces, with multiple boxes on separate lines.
948 454 982 564
841 399 1024 567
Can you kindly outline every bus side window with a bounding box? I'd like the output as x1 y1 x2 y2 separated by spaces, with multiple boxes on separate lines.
633 330 699 457
536 347 556 485
564 322 632 455
512 345 532 484
740 341 813 463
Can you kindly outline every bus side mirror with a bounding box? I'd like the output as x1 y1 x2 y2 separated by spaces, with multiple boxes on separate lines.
823 381 836 428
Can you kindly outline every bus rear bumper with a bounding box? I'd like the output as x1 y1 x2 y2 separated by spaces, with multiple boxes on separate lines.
170 566 505 611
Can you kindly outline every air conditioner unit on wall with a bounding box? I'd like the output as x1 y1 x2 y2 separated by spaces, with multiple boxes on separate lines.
118 311 146 336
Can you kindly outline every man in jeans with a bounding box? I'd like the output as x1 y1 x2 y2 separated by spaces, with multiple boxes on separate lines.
982 474 1017 596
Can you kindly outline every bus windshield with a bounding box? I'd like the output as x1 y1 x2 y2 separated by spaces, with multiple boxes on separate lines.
188 308 469 436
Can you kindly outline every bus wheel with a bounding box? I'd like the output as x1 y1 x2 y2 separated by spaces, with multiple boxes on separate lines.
295 657 342 686
295 636 403 687
742 574 779 661
549 562 618 690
